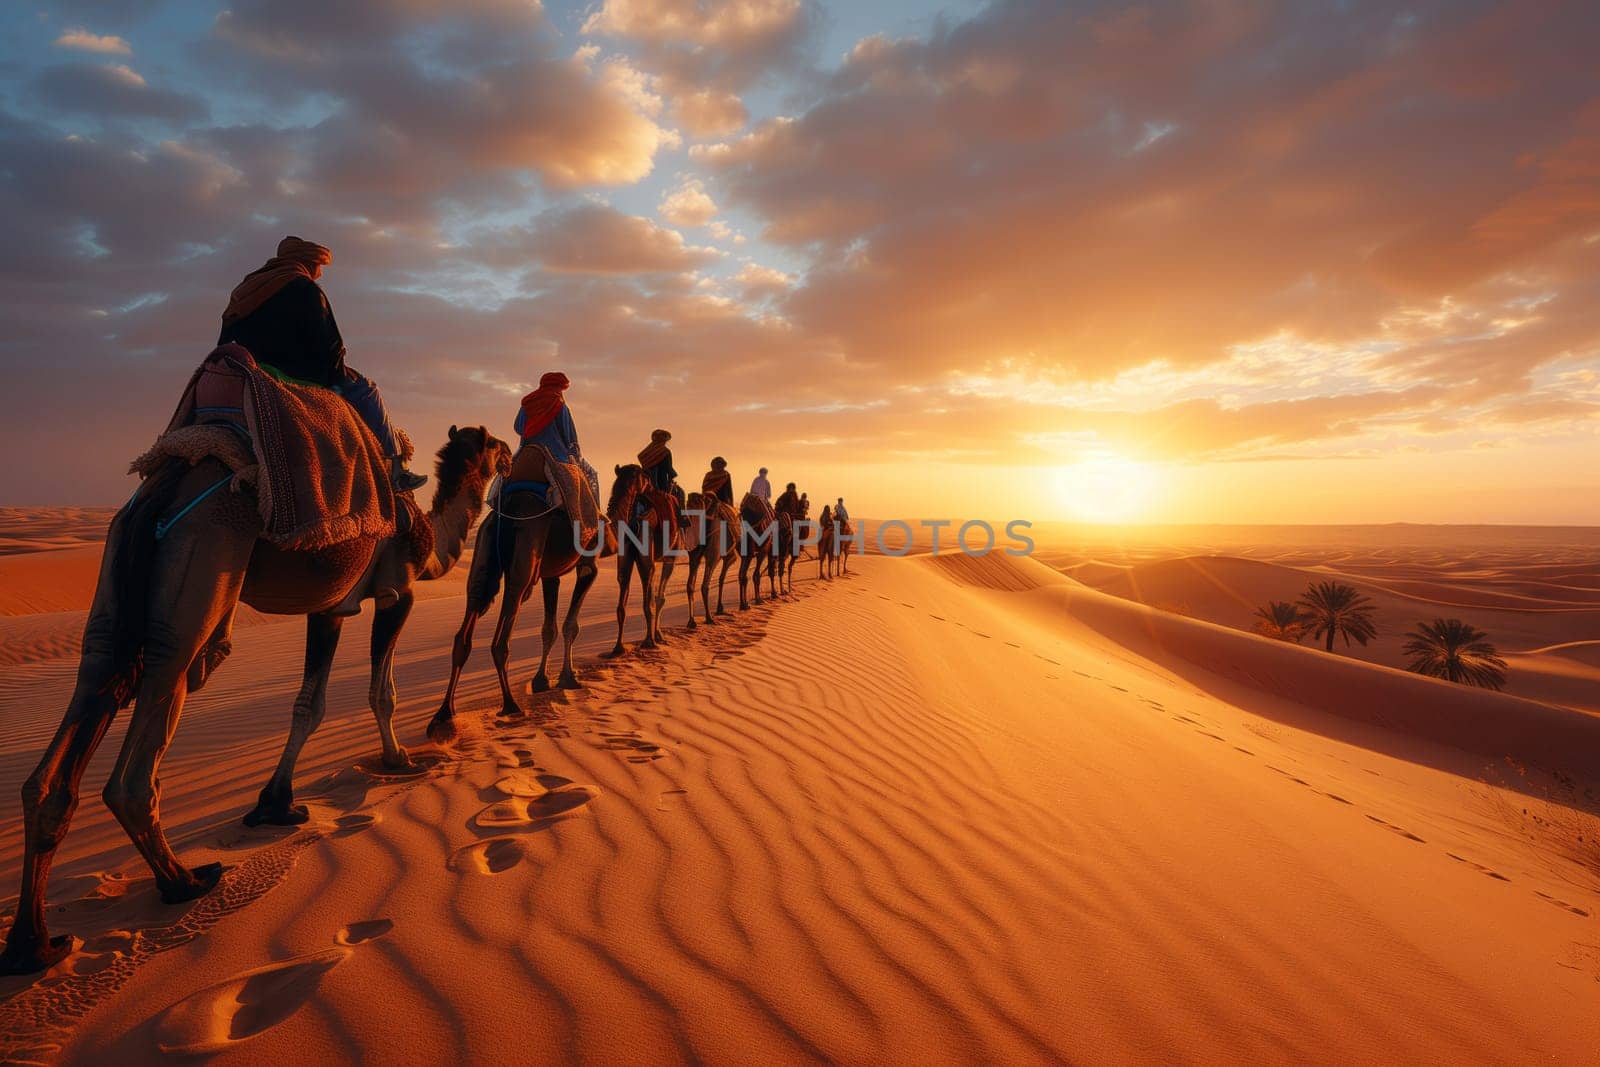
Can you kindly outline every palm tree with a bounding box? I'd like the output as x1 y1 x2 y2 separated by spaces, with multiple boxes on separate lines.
1253 600 1309 642
1403 618 1508 690
1297 581 1378 653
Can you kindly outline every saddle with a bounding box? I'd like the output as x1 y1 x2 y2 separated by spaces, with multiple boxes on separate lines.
130 344 398 551
739 492 774 526
504 442 602 553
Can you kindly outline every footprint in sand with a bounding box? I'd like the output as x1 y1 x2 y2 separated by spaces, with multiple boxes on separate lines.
1446 853 1511 882
473 787 595 831
1535 891 1591 917
1364 814 1426 843
453 837 527 874
330 813 378 837
336 918 394 946
601 732 666 763
657 788 689 812
151 917 392 1056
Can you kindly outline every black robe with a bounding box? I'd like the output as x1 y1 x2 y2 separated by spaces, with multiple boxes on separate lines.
219 276 346 386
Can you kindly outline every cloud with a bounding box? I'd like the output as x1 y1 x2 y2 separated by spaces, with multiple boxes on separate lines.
54 28 133 55
659 178 718 226
735 261 792 299
523 203 719 275
584 0 815 141
673 87 748 138
30 62 208 122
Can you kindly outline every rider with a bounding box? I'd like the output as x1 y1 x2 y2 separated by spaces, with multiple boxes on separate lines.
775 482 800 515
702 456 734 506
638 429 684 506
798 491 810 519
219 236 426 491
515 371 579 460
835 497 851 528
750 467 776 521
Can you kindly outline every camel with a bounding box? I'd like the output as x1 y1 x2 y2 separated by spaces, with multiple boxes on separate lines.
426 468 603 743
736 494 776 610
606 464 681 655
817 508 838 580
771 508 800 596
682 490 739 626
0 425 510 975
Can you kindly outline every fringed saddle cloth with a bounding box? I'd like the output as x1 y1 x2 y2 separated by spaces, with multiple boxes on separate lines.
130 344 397 551
505 442 603 554
739 491 775 527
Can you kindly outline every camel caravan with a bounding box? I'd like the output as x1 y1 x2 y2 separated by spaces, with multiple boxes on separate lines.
0 238 857 975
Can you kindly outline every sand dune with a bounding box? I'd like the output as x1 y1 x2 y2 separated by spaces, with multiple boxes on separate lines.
1 533 1598 1062
1077 550 1600 714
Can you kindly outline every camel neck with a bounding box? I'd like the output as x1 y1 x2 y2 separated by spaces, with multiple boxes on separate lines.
424 481 482 579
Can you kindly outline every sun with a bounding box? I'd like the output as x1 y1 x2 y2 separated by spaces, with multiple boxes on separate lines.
1053 454 1164 523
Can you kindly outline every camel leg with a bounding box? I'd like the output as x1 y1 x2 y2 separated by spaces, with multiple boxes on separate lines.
369 591 415 771
738 554 752 611
715 555 732 615
531 576 560 693
558 562 598 688
652 559 675 643
241 613 343 827
101 562 247 901
639 556 659 649
491 547 541 718
608 554 633 657
685 550 701 630
0 584 130 972
428 608 479 742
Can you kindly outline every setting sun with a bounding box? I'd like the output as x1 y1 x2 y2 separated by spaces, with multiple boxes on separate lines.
1054 455 1165 523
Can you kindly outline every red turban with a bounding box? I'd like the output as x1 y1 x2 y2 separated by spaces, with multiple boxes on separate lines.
519 371 570 439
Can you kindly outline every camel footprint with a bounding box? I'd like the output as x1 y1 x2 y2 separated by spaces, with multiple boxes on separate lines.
151 920 392 1054
600 732 666 763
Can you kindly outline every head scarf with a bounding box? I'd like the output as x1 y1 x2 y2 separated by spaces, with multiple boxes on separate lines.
222 236 333 325
638 429 672 468
702 457 731 494
519 371 571 440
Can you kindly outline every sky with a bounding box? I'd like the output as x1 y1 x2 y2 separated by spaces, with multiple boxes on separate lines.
0 0 1597 524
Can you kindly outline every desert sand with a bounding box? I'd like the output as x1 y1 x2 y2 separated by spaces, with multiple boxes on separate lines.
1 513 1598 1063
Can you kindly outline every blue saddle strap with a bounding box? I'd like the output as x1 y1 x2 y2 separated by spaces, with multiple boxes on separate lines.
155 472 234 541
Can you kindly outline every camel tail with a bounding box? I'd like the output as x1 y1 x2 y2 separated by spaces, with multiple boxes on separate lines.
106 459 188 706
465 509 508 613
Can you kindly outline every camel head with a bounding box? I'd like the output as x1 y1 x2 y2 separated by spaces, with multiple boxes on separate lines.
431 424 511 516
607 463 647 522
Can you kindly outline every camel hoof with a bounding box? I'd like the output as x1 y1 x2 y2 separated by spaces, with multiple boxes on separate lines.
640 639 658 651
161 862 225 904
557 670 581 690
716 608 729 616
243 801 309 827
382 747 415 772
426 712 457 744
497 702 525 720
603 645 625 659
530 674 551 693
686 618 697 630
0 933 75 976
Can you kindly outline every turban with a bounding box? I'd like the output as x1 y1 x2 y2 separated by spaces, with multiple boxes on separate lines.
519 370 571 439
222 236 334 325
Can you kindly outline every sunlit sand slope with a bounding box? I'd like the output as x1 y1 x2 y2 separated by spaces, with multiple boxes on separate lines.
0 552 1596 1063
